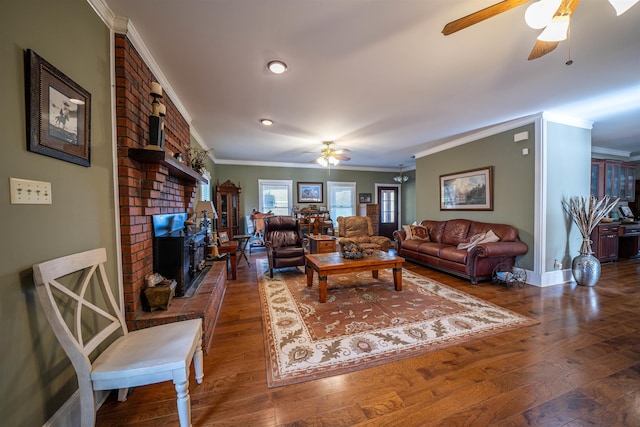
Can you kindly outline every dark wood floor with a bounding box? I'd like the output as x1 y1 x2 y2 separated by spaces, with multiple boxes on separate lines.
97 252 640 426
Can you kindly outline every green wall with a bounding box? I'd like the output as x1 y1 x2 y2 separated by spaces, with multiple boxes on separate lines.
415 124 536 269
213 164 416 231
0 1 116 425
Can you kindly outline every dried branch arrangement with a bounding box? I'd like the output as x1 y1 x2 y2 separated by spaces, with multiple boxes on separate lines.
562 195 619 253
186 146 211 173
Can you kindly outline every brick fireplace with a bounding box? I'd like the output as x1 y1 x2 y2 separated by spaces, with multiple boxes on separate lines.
115 33 199 329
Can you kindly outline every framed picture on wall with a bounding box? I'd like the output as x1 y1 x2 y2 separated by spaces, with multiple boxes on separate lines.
358 193 372 203
440 166 494 210
297 182 323 203
25 49 91 167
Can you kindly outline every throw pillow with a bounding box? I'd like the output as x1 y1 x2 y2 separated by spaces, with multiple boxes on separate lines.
409 225 430 241
402 225 413 240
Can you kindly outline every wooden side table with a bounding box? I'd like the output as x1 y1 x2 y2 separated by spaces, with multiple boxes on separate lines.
232 234 251 266
217 242 237 280
308 234 337 254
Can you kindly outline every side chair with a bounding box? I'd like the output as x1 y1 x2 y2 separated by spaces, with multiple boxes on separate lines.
32 248 204 427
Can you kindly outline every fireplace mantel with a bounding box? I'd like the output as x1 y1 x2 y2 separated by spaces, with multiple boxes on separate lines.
129 148 208 183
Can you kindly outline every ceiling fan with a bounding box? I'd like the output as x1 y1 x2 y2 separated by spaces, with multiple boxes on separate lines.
442 0 639 60
312 141 351 167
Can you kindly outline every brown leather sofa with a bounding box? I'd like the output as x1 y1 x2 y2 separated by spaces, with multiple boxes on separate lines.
393 219 528 284
264 216 307 278
337 216 393 251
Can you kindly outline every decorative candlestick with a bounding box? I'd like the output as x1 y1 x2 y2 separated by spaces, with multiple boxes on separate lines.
146 82 165 151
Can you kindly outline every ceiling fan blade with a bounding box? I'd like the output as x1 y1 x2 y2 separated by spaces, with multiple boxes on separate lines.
528 39 559 60
334 148 351 154
442 0 530 35
528 0 579 60
334 155 350 161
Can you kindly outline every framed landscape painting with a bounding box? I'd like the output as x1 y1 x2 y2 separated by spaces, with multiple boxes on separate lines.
297 182 323 203
440 166 493 211
26 49 91 167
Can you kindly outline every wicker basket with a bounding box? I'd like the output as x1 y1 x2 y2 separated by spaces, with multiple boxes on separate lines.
339 241 364 259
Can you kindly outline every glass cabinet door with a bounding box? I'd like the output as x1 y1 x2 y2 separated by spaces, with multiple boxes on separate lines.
220 194 228 227
605 163 620 198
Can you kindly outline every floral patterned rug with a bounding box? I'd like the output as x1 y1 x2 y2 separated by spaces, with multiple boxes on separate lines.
257 259 537 388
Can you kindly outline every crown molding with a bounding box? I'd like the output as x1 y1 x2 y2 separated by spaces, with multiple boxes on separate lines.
591 146 633 158
214 158 398 172
414 112 595 159
414 113 542 159
86 0 115 27
86 0 193 124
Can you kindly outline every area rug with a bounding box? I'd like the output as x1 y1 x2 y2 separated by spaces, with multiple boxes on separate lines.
257 259 537 388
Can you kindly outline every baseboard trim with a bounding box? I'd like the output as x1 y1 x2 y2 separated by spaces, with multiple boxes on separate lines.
43 389 110 427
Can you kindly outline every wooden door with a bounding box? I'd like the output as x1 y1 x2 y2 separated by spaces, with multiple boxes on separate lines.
377 186 399 239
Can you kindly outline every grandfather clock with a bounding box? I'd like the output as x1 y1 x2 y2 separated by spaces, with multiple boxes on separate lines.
216 180 241 239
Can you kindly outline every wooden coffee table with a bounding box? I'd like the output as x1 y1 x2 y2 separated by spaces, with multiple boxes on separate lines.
305 251 405 303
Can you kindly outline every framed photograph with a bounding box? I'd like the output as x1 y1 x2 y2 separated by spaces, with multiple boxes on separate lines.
620 206 634 218
26 49 91 167
219 232 229 244
359 193 372 203
440 166 493 211
297 182 323 203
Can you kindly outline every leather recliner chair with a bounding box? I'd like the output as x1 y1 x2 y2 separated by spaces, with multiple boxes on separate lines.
264 216 307 278
337 216 393 251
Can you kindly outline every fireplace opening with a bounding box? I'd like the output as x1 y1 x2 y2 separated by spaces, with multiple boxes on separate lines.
152 213 208 297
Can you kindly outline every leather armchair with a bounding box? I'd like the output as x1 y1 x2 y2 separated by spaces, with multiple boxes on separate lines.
264 216 307 278
336 216 392 251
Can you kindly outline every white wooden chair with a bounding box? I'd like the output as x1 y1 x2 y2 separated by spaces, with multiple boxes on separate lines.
32 248 204 427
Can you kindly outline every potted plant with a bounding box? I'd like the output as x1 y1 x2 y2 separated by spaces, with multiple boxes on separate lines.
562 195 619 286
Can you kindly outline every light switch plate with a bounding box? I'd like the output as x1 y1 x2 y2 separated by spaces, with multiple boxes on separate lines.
9 177 52 204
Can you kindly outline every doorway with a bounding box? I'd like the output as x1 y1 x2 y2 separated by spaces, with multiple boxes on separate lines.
376 185 400 239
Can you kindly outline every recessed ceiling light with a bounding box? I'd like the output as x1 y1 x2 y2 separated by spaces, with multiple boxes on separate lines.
260 118 274 126
267 60 287 74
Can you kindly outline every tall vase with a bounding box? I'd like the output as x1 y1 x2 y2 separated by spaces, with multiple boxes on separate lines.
571 238 601 287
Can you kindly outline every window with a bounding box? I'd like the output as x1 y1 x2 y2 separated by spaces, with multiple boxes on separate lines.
258 179 292 216
379 188 396 223
198 169 211 201
327 181 356 225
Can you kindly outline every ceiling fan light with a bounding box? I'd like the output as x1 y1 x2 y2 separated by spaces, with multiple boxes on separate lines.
537 14 570 41
525 0 561 29
608 0 639 15
328 156 339 165
317 157 328 167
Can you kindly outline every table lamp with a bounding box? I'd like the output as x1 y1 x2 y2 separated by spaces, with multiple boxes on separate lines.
195 200 218 248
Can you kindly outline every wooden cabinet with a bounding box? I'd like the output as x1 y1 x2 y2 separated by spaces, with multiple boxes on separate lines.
366 204 380 235
308 235 337 254
591 159 637 201
590 160 604 198
590 224 619 262
216 180 241 239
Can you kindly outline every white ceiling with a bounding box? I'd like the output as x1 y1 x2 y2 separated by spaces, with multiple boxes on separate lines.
103 0 640 169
